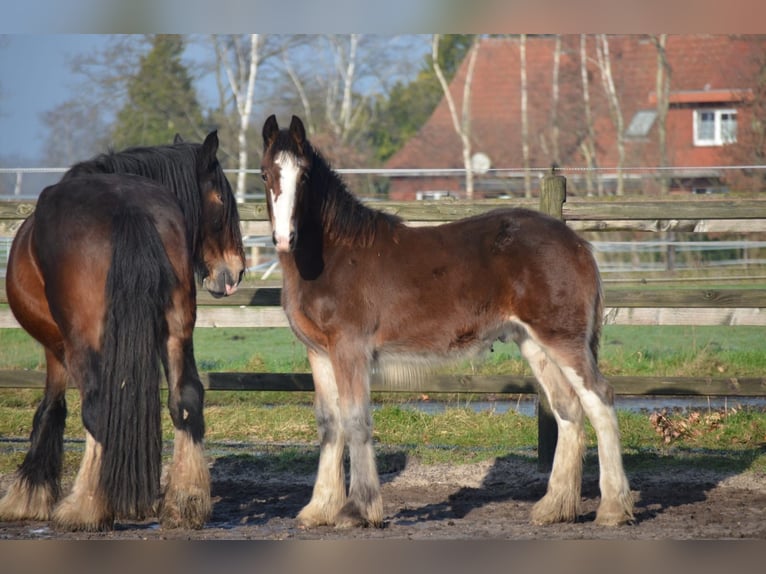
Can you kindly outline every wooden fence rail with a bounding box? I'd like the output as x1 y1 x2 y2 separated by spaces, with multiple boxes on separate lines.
2 184 765 392
2 177 766 468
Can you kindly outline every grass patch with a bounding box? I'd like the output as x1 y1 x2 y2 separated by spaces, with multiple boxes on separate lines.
1 325 765 475
3 325 765 378
1 388 764 474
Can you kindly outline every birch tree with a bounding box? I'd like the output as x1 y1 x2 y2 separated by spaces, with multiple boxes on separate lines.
549 35 562 168
326 34 360 142
579 34 602 196
280 35 413 156
212 34 260 202
520 34 532 198
432 34 480 199
595 34 626 196
652 34 671 195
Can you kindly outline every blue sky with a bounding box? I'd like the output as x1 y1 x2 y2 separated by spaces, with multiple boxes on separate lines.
0 35 117 164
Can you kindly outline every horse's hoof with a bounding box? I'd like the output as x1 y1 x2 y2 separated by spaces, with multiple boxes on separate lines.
334 500 383 529
0 479 57 521
296 504 334 529
159 488 211 530
595 493 635 526
530 493 579 525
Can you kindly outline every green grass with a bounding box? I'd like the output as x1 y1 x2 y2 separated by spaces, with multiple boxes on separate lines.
1 325 765 475
2 325 765 377
1 387 764 474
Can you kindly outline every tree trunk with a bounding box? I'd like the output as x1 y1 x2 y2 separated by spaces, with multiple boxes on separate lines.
550 34 561 167
596 34 625 196
580 35 602 197
653 34 671 195
432 34 479 199
520 34 532 198
214 34 260 203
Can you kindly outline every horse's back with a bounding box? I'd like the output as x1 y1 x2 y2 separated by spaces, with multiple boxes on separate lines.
390 207 599 293
422 207 591 257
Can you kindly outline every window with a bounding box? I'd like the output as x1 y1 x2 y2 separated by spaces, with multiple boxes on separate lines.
416 190 453 200
625 110 657 138
694 109 737 146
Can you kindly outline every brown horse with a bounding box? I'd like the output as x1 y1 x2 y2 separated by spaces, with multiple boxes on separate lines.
0 132 245 531
260 115 634 528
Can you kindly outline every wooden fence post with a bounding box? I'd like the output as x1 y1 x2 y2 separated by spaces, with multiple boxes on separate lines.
536 170 566 472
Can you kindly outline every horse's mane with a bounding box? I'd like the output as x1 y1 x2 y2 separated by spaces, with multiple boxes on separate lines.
63 142 241 273
307 143 401 248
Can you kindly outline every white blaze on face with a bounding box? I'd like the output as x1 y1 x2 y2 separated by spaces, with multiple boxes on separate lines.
271 151 300 252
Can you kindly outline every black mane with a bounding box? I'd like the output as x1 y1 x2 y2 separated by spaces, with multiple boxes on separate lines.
307 143 401 248
63 141 241 275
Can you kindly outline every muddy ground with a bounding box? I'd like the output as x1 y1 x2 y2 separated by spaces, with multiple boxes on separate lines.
1 444 765 540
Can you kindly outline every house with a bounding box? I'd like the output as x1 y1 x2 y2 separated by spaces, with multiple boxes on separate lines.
385 35 766 199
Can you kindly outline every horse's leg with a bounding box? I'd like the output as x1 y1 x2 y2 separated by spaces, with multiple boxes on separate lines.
332 342 382 528
296 348 347 528
556 353 634 525
52 430 112 531
159 286 211 530
51 345 115 531
1 215 68 521
0 351 68 521
518 336 586 524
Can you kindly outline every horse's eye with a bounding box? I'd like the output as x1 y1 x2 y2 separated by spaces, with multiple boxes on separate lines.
260 172 268 182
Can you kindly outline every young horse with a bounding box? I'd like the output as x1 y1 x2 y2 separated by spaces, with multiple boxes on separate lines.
0 132 245 531
260 115 634 529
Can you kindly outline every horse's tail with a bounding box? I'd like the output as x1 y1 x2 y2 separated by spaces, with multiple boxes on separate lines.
88 203 176 518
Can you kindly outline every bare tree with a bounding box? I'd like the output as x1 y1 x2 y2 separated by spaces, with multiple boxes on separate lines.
325 34 361 142
549 35 562 167
279 35 422 162
212 34 260 202
282 46 315 136
432 34 480 199
595 34 626 196
41 101 110 166
520 34 532 198
652 34 671 195
579 34 603 196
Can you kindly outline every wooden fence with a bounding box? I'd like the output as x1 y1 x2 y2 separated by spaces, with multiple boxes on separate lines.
1 174 765 468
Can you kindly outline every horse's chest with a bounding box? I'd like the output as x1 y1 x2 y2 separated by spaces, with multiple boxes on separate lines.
281 282 345 350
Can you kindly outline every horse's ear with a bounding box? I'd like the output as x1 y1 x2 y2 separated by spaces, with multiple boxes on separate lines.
289 115 306 145
200 130 219 170
262 115 279 148
173 133 184 144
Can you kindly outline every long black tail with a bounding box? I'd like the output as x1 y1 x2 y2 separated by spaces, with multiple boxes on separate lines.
92 203 176 518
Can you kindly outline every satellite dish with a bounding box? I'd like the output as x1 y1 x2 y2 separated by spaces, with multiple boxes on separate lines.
471 152 491 174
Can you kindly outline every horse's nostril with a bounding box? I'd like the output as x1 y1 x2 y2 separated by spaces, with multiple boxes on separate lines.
272 231 277 246
289 231 296 248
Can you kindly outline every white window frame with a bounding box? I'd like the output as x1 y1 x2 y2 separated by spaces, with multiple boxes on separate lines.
693 109 737 146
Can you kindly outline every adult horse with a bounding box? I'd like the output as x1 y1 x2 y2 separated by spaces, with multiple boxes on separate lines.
0 131 245 531
260 115 633 529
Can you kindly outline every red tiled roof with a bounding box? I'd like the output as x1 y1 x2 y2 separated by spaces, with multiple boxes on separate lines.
386 35 765 174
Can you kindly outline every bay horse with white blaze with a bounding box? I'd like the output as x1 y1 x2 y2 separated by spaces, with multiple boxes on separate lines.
260 114 634 528
0 132 245 530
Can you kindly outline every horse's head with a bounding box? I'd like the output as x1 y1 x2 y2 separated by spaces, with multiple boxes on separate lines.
261 114 311 253
194 131 246 297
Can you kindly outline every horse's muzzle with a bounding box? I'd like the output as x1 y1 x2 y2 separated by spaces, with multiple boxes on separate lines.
272 230 296 253
203 267 243 298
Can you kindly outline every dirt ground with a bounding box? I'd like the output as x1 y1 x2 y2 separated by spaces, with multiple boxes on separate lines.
1 445 765 540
